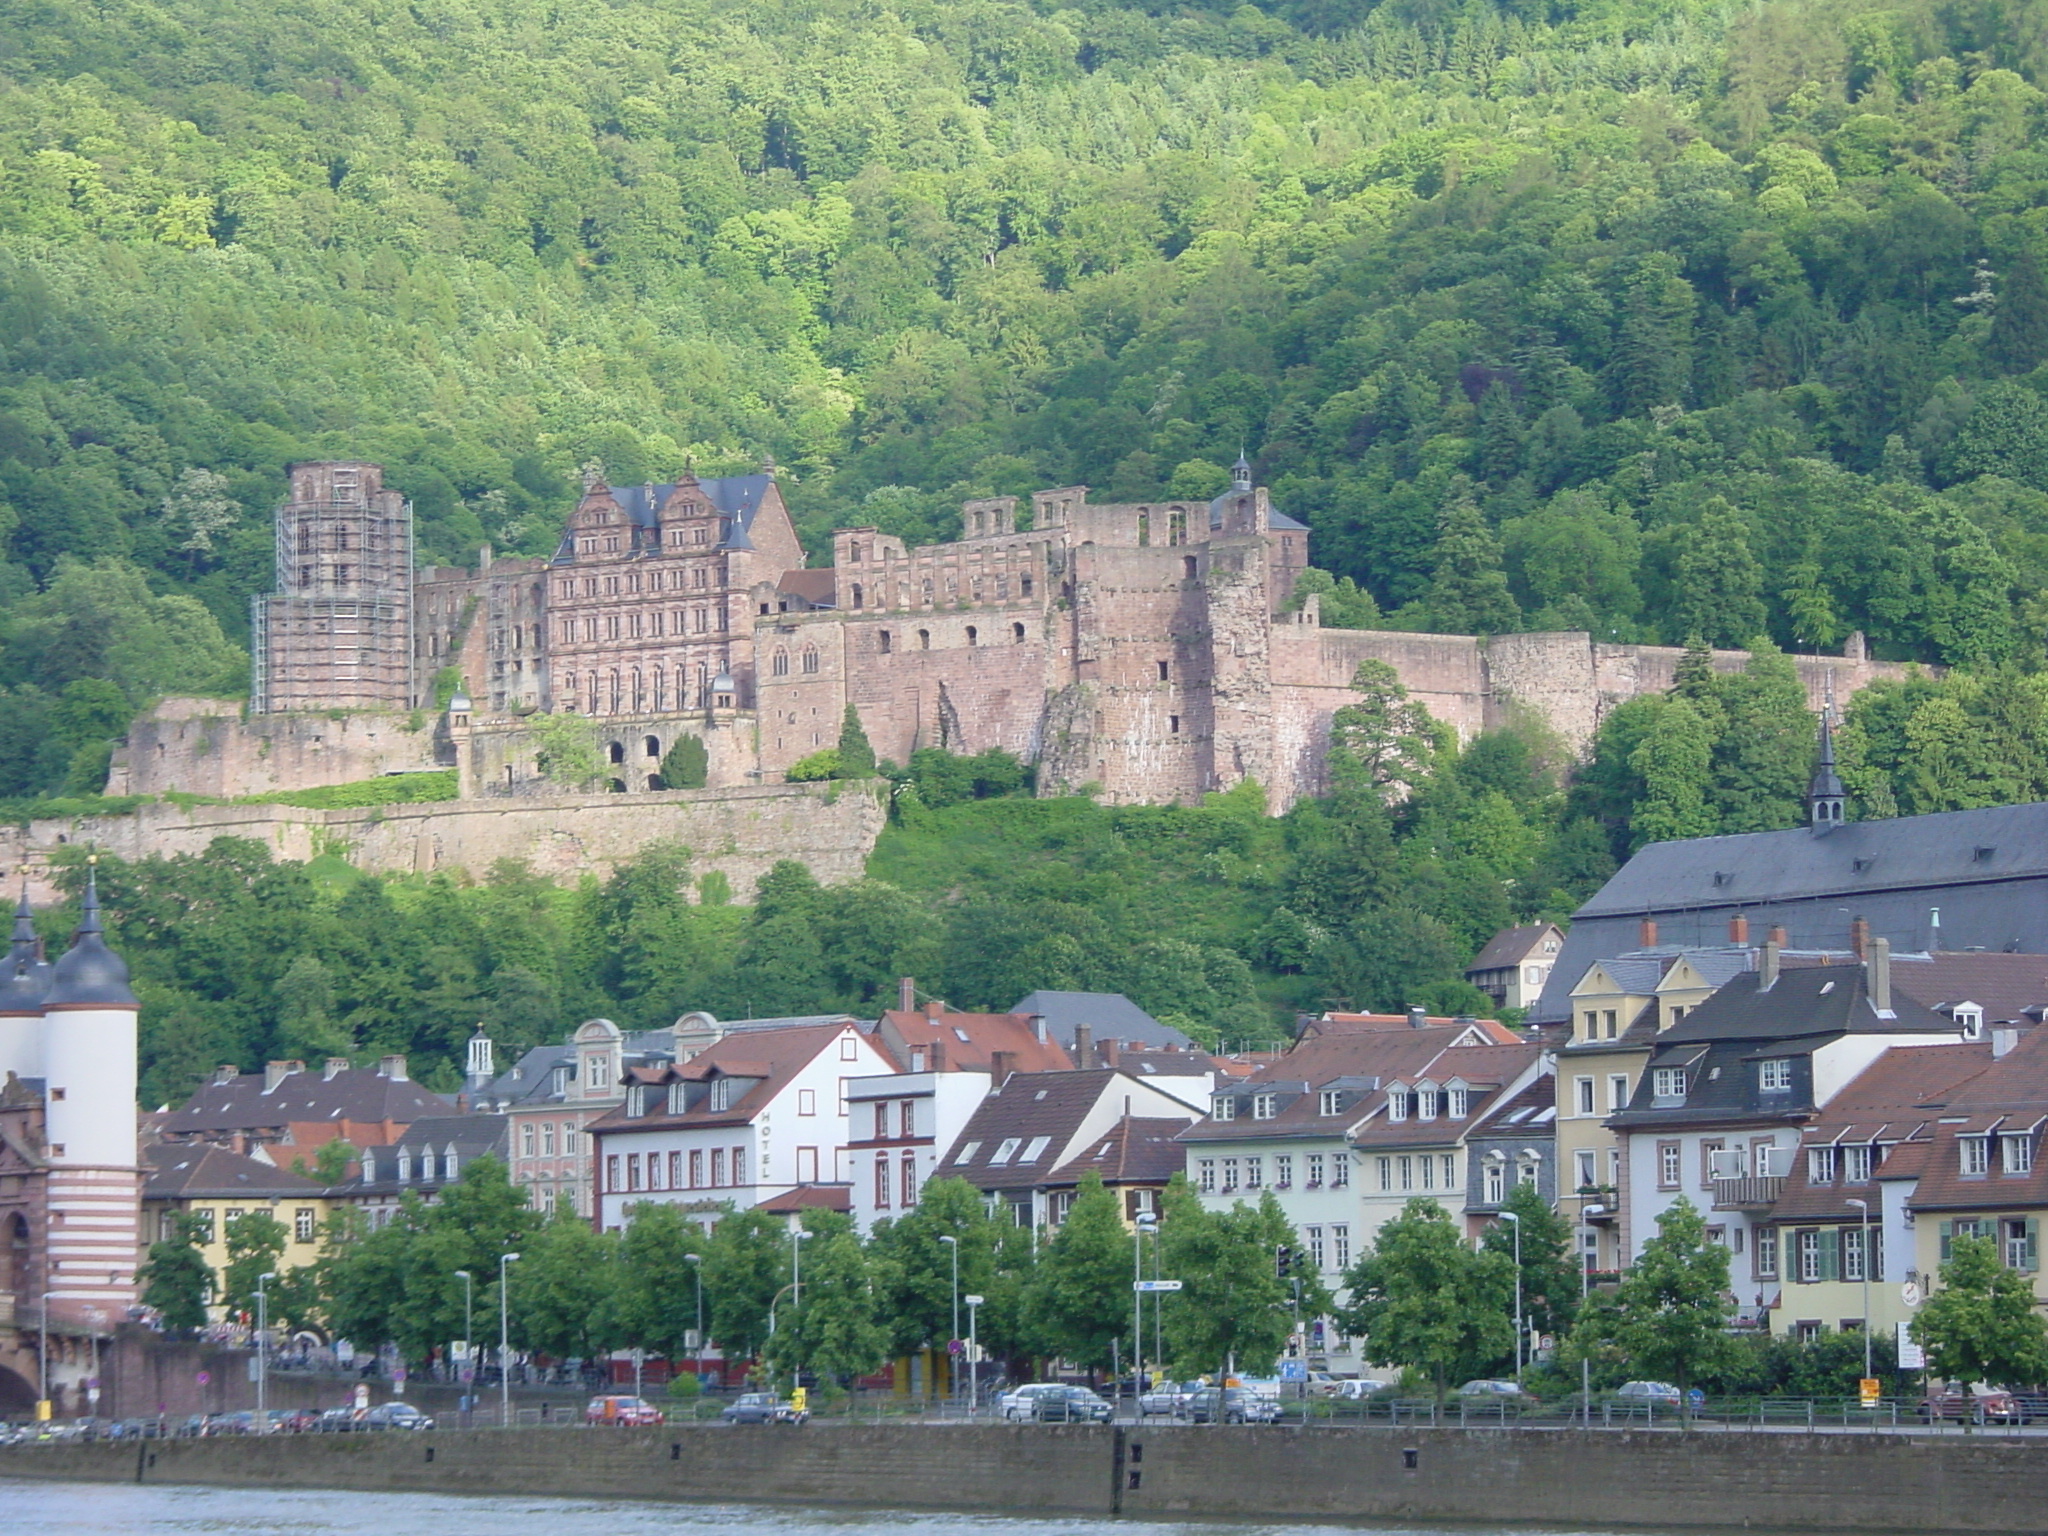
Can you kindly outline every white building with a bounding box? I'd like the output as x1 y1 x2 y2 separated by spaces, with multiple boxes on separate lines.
588 1020 898 1232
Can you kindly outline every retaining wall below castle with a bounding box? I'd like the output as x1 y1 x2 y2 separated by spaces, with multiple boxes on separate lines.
11 783 885 897
0 1422 2035 1532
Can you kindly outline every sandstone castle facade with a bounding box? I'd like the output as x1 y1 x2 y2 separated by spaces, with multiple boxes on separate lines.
199 459 1902 812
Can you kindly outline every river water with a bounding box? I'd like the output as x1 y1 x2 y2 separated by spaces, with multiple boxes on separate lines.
3 1480 1701 1536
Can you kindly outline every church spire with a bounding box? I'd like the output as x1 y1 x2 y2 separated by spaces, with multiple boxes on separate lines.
1808 706 1846 830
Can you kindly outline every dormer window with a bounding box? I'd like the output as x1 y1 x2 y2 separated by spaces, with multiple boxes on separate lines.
2001 1134 2033 1175
1212 1095 1236 1121
627 1085 647 1116
443 1150 458 1180
1758 1059 1793 1093
1807 1146 1837 1184
1252 1093 1277 1120
1448 1086 1469 1119
1416 1087 1439 1120
1651 1066 1687 1100
1954 1004 1984 1040
1844 1143 1873 1182
710 1078 733 1112
421 1150 436 1181
1386 1088 1408 1123
397 1152 412 1181
1318 1090 1342 1117
668 1082 687 1113
586 1055 610 1091
1961 1136 1990 1177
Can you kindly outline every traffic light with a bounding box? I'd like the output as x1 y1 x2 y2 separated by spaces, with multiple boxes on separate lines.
1275 1245 1293 1279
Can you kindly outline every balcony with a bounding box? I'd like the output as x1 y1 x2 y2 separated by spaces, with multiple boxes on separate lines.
1711 1175 1784 1210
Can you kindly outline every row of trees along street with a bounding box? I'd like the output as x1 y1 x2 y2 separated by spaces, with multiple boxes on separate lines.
138 1160 2048 1404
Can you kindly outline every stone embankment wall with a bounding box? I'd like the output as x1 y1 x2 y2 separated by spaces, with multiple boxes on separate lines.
0 1422 2038 1533
9 783 885 896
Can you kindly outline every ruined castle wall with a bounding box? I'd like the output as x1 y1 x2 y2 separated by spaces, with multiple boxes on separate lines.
109 700 444 798
19 784 882 897
461 711 759 795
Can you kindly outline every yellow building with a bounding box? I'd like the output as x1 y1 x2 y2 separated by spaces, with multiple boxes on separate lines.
142 1144 334 1317
1558 946 1756 1271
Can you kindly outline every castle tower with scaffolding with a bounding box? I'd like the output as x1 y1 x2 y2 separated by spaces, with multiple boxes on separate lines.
251 462 415 712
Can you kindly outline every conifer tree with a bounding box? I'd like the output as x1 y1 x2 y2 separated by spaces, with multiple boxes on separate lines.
835 704 876 777
1988 252 2048 376
1674 501 1766 647
1426 478 1521 634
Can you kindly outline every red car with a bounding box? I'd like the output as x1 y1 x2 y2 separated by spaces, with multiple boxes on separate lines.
586 1394 665 1426
1921 1384 2018 1423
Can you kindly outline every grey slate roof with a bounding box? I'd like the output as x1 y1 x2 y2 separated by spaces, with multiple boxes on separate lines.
162 1065 452 1136
144 1143 326 1199
1533 801 2048 1022
483 1028 674 1108
339 1114 509 1196
1009 991 1192 1050
600 475 775 550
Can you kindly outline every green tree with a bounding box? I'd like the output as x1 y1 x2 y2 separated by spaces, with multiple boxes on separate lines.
275 954 348 1061
1426 479 1521 635
532 714 605 790
139 1212 214 1331
1628 698 1717 848
868 1177 1000 1365
219 1210 290 1322
1988 252 2048 376
1911 1232 2048 1396
612 1201 707 1360
766 1211 888 1386
517 1213 623 1361
1943 381 2048 493
658 735 710 790
1160 1181 1327 1383
1594 1197 1733 1412
1328 661 1442 805
702 1207 792 1369
1026 1172 1133 1375
1478 1182 1582 1344
836 704 876 777
1673 502 1766 648
1337 1198 1514 1404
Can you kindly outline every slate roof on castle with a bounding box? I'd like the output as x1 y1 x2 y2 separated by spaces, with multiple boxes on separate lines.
1534 800 2048 1023
552 475 777 560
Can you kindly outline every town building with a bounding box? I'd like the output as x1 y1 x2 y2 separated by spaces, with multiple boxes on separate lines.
1606 940 1967 1279
157 1054 450 1159
140 1145 333 1307
1464 923 1565 1012
334 1115 511 1228
587 1020 899 1232
945 1069 1201 1229
0 876 142 1337
1007 991 1195 1053
1178 1021 1548 1376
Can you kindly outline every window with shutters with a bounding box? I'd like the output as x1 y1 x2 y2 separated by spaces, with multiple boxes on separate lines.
2003 1217 2039 1272
1754 1227 1778 1279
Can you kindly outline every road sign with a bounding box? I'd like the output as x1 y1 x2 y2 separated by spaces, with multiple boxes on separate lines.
1859 1377 1881 1407
1134 1279 1183 1293
1279 1360 1307 1382
1896 1321 1926 1370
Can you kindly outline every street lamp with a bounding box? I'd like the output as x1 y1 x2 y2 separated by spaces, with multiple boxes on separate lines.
38 1291 54 1422
454 1270 474 1426
1499 1211 1523 1383
1132 1213 1158 1421
964 1294 984 1417
684 1253 704 1373
1846 1198 1873 1383
498 1251 521 1429
256 1272 277 1432
1578 1205 1605 1423
787 1228 813 1395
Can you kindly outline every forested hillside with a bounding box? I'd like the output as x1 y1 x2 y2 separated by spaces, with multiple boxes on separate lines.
6 0 2048 802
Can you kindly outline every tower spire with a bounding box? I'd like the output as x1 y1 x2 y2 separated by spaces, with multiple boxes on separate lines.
1808 702 1846 830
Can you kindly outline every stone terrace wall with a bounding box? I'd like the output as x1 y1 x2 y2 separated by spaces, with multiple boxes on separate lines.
11 784 884 898
109 700 445 799
5 1422 2045 1533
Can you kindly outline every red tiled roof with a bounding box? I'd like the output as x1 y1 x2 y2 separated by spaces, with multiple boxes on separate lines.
755 1184 853 1213
877 1008 1072 1076
1047 1117 1191 1187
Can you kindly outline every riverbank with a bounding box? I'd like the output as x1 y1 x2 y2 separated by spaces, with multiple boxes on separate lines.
0 1422 2035 1532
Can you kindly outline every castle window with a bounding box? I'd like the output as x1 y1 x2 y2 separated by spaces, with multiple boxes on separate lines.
997 577 1009 599
879 631 892 654
1013 623 1026 643
849 543 862 563
801 648 819 674
773 650 790 677
605 577 619 595
1169 715 1181 733
629 614 642 638
588 677 600 712
607 670 621 712
965 626 978 646
631 669 644 711
917 630 930 650
1138 510 1150 546
1158 660 1170 681
692 568 706 588
645 736 661 758
1183 555 1197 579
921 579 933 605
649 612 663 637
851 584 863 608
1168 510 1187 546
562 674 576 705
1021 576 1034 597
609 741 625 764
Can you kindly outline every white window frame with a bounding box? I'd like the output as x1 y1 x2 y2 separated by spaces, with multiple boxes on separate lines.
1759 1058 1793 1093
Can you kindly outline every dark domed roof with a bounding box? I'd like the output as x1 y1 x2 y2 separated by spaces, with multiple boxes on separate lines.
0 888 48 1015
44 871 136 1010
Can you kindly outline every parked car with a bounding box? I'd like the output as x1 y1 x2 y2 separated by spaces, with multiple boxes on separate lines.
1921 1384 2019 1423
998 1383 1071 1421
721 1393 806 1425
1608 1380 1696 1413
1030 1385 1113 1423
1331 1379 1394 1403
1185 1387 1279 1424
1139 1380 1195 1417
358 1402 435 1431
316 1407 359 1433
586 1394 665 1427
2005 1387 2048 1424
1457 1379 1538 1402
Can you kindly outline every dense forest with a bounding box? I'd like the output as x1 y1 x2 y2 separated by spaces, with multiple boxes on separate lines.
7 0 2048 799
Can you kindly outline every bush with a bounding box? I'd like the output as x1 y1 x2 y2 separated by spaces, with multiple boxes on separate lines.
660 735 710 790
786 749 841 782
238 772 461 808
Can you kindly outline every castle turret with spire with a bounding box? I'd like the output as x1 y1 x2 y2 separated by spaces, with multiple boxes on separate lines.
1809 712 1846 829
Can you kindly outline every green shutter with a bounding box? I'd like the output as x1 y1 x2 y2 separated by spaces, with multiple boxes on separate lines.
1939 1219 1953 1262
2025 1218 2040 1274
1819 1228 1840 1282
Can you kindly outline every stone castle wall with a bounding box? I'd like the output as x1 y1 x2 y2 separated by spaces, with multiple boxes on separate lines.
108 699 447 799
11 783 884 896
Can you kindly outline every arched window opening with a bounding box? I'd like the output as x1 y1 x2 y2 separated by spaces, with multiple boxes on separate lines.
608 741 626 764
1012 623 1026 643
851 583 864 609
965 626 978 646
917 629 930 650
645 736 662 758
801 648 819 674
772 650 790 677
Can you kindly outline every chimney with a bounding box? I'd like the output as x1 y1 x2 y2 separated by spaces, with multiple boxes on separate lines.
1868 937 1892 1016
1407 1006 1428 1029
262 1059 305 1093
1929 907 1942 952
1101 1037 1122 1068
1639 917 1658 948
1075 1023 1094 1069
899 977 916 1012
1030 1014 1048 1044
925 997 943 1019
1992 1027 2020 1059
929 1040 945 1073
213 1064 239 1086
323 1057 349 1081
1760 939 1781 990
1729 914 1749 945
377 1054 408 1081
990 1050 1016 1086
1768 924 1788 947
1850 916 1869 960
